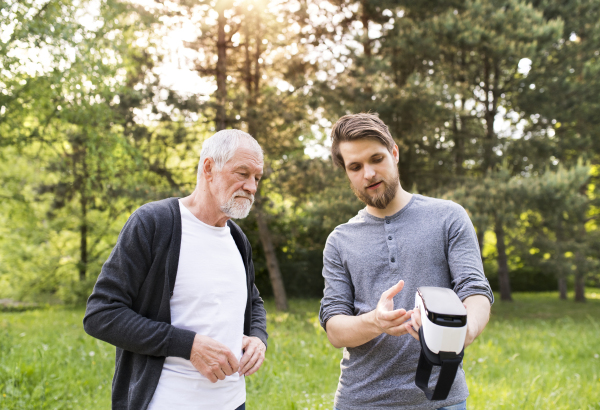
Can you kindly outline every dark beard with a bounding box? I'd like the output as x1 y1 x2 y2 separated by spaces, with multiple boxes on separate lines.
351 175 400 209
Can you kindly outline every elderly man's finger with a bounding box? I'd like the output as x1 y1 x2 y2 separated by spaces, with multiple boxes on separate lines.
224 348 240 373
212 366 227 381
219 356 235 376
244 353 265 376
239 348 257 375
240 354 258 375
195 358 218 383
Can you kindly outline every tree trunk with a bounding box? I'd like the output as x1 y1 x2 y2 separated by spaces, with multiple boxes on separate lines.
79 144 88 281
556 218 567 300
482 56 498 172
215 1 228 131
476 227 485 261
453 113 464 175
360 0 371 58
574 271 586 302
255 194 288 311
574 251 586 302
558 276 567 300
494 216 512 301
245 18 287 310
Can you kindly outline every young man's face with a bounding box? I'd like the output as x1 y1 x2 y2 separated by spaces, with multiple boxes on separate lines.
339 138 400 209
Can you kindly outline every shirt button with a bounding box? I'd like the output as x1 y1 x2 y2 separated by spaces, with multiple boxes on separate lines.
391 257 396 263
386 220 390 224
388 236 392 240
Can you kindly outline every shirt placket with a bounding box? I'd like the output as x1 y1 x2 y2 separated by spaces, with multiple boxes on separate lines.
384 217 398 273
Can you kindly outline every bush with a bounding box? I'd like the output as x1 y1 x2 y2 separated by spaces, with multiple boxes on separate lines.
484 263 558 292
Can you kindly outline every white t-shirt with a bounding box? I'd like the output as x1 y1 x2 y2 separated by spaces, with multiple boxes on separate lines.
148 200 248 410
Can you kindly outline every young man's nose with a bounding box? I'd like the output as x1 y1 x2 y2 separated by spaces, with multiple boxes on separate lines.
363 164 376 180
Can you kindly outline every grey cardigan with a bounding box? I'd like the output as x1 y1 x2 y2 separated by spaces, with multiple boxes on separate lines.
83 198 268 410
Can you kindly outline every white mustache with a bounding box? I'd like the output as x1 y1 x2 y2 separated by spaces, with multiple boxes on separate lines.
233 190 254 201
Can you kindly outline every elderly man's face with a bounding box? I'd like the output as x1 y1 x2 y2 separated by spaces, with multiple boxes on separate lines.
213 144 263 219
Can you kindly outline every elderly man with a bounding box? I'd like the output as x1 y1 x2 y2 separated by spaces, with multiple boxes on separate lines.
319 113 494 410
84 129 268 410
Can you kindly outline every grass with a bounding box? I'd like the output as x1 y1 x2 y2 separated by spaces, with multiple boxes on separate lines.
0 291 599 409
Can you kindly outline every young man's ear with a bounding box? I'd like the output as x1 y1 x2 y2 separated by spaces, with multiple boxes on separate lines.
392 144 399 164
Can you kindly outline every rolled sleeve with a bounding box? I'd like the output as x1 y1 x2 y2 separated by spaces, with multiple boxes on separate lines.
447 206 495 305
319 237 355 331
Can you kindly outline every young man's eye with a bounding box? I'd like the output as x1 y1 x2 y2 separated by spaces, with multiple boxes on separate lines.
373 156 383 163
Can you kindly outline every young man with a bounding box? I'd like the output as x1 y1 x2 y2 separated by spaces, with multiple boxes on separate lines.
319 113 493 410
84 130 268 410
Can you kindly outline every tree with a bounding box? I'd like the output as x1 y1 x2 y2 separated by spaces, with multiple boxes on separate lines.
516 0 600 169
0 0 162 302
441 167 518 301
513 162 598 301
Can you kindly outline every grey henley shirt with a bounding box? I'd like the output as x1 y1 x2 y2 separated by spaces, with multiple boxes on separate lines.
319 194 494 410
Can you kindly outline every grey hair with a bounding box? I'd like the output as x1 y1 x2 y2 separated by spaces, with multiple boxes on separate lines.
198 129 263 179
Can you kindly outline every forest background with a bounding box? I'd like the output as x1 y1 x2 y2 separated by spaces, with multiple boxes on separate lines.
1 0 600 310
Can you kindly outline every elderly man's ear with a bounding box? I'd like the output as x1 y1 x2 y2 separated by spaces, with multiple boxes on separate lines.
202 158 215 181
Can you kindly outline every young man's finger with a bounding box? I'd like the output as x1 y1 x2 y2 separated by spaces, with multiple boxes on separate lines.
386 311 413 327
405 323 419 341
385 279 404 299
378 308 407 321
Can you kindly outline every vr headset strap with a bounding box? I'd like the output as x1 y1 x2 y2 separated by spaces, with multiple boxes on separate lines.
415 328 464 401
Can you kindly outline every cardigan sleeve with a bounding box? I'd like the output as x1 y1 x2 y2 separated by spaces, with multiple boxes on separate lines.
247 252 268 347
83 210 196 359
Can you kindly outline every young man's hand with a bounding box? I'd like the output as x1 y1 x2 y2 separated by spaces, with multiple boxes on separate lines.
405 294 491 347
190 335 239 383
373 280 414 337
405 305 421 341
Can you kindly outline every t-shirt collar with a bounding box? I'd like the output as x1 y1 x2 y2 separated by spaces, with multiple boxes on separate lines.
359 194 417 223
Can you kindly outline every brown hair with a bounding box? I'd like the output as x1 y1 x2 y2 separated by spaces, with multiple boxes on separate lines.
330 113 395 168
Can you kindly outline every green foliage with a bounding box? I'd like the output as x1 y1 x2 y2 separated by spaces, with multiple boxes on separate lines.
2 0 600 302
484 265 557 293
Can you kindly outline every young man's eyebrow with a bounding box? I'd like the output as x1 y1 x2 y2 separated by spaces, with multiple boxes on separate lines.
347 153 384 167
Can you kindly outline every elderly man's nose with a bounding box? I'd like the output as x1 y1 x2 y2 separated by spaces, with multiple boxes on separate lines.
244 178 258 194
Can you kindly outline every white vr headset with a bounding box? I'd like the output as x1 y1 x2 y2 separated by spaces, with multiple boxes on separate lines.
414 287 467 401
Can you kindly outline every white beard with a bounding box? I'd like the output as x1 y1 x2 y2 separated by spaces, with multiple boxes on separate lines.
220 190 254 219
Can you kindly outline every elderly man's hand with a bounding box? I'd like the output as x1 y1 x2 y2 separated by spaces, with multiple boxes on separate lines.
373 280 414 337
190 335 239 383
238 336 266 376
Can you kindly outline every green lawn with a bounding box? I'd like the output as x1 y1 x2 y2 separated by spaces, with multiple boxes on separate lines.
1 291 599 409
